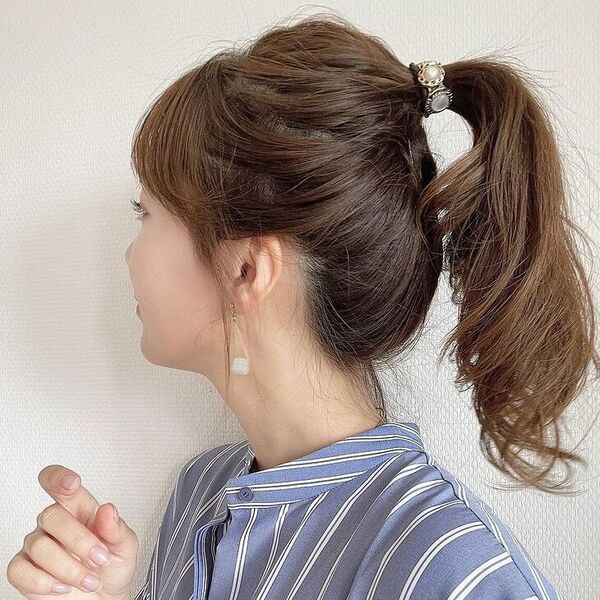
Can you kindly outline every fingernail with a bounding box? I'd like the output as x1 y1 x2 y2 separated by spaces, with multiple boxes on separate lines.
52 583 71 594
61 474 77 490
111 502 119 522
89 546 109 566
81 573 100 591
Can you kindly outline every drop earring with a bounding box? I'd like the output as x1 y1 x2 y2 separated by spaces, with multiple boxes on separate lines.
230 302 250 375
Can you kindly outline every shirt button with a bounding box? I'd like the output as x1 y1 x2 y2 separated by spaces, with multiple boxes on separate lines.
238 487 253 501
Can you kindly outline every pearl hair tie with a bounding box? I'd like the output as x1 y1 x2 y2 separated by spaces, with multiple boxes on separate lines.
409 61 453 118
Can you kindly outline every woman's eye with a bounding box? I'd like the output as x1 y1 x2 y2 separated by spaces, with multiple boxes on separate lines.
129 197 148 221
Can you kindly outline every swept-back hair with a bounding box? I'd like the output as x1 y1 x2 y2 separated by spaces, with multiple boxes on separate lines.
130 13 599 494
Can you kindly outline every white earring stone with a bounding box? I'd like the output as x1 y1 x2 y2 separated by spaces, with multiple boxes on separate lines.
232 357 250 375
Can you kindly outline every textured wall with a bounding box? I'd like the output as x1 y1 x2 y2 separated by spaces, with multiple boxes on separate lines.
2 1 599 598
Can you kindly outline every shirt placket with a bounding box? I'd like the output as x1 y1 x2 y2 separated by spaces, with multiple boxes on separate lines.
193 519 222 600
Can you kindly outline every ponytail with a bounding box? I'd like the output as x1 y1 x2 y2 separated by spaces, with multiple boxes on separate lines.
415 54 600 494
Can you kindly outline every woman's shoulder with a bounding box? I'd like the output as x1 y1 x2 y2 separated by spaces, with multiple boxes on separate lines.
357 451 563 600
179 440 246 478
174 440 248 496
154 441 247 536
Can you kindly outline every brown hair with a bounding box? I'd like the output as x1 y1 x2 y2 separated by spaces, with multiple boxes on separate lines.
130 12 599 494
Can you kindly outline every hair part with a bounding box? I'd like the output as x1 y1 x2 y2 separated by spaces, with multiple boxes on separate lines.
130 12 599 494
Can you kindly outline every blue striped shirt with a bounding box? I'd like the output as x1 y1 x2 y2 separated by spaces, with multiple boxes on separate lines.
133 421 562 599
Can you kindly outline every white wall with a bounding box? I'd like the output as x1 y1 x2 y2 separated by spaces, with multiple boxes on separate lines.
2 1 598 598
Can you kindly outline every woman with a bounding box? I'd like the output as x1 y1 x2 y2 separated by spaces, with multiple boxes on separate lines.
9 12 597 600
126 12 594 597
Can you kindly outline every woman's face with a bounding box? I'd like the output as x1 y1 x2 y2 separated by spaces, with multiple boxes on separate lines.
124 189 224 373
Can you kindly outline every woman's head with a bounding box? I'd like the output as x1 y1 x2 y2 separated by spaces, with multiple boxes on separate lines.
125 12 599 493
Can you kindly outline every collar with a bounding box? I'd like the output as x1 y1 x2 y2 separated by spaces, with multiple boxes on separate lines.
223 421 424 508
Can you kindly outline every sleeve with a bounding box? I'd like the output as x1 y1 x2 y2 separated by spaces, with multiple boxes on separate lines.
131 456 192 600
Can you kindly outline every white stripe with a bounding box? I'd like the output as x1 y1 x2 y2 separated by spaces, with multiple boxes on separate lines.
399 522 488 599
387 478 450 518
476 496 507 548
253 504 289 593
366 499 465 600
229 507 258 600
167 553 194 600
447 552 513 600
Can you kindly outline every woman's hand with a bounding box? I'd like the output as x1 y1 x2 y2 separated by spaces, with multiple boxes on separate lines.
6 465 139 600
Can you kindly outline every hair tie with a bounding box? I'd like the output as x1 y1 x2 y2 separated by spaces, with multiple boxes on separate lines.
409 60 453 118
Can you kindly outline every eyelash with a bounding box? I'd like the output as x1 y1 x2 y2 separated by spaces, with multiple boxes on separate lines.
129 197 148 221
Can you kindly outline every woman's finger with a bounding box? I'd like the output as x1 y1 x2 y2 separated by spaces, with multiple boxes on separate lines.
22 528 103 594
6 550 73 596
38 465 100 525
37 502 111 571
